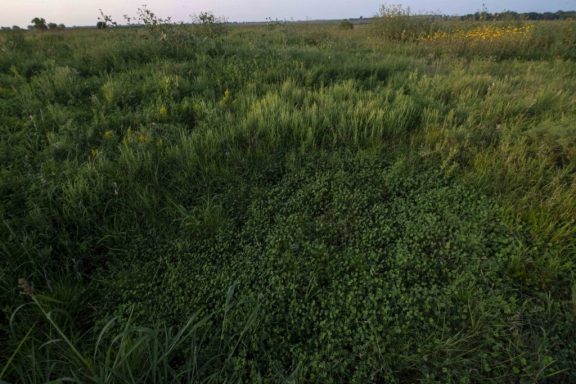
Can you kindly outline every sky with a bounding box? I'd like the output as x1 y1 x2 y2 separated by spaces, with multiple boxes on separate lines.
1 0 575 27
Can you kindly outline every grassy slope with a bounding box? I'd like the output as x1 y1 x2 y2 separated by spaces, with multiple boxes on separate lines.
0 22 575 382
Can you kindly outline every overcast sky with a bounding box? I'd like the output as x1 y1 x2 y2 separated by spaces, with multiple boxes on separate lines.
1 0 574 27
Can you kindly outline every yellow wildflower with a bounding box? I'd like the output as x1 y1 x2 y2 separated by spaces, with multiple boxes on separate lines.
423 23 534 44
159 105 168 117
103 130 114 140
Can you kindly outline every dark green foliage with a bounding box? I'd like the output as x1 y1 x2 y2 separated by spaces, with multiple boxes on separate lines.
97 154 575 382
30 17 47 31
0 29 29 52
461 10 576 21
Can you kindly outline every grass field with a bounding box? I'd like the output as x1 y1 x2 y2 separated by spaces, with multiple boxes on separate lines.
1 14 575 383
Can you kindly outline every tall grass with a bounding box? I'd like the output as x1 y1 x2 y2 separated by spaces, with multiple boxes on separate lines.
1 281 264 383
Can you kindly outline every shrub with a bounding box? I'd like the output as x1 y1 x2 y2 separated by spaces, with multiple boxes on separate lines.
373 3 438 42
192 12 229 39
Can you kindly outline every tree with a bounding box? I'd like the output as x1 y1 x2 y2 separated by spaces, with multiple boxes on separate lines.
48 22 58 30
96 21 107 29
31 17 47 31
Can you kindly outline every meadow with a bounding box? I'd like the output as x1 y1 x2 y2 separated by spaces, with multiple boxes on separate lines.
0 12 575 383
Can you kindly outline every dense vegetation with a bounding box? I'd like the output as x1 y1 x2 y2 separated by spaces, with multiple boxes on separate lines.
460 10 576 21
1 13 575 383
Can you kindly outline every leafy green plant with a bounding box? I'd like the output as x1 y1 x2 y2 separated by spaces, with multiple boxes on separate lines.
192 12 229 39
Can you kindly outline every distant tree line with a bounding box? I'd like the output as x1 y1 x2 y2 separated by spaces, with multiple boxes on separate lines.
28 17 66 30
2 9 575 32
1 26 22 31
0 18 65 31
461 10 576 21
